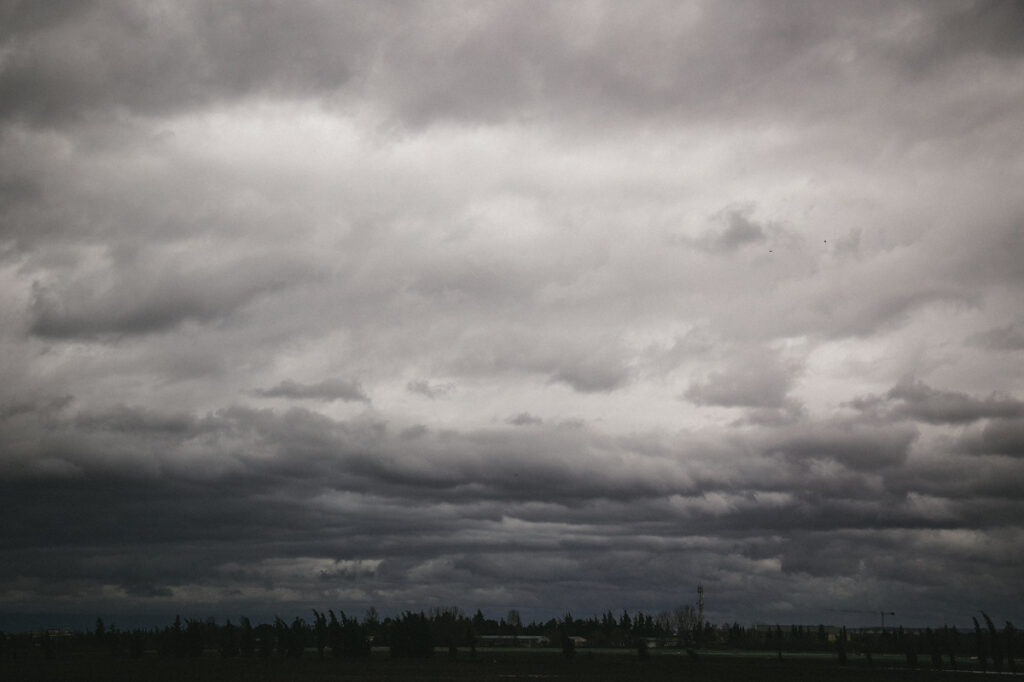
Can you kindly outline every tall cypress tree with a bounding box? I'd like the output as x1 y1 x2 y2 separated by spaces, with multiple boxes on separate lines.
983 613 1002 672
312 610 328 658
973 617 987 672
1004 622 1017 674
327 610 343 658
239 617 255 657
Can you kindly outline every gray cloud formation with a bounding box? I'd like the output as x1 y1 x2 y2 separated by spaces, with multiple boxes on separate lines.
454 330 632 393
29 254 307 339
0 0 362 125
852 378 1024 425
0 0 1022 629
684 349 798 409
1 0 1018 134
694 205 770 253
508 412 543 426
968 324 1024 351
253 378 369 403
887 379 1024 424
962 418 1024 458
406 380 455 400
0 393 1020 623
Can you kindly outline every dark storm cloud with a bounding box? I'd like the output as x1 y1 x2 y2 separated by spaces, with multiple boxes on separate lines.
892 445 1024 502
13 403 705 522
454 330 632 393
4 0 1021 133
765 419 918 471
694 205 769 253
0 0 365 125
0 172 40 215
406 379 455 400
0 394 72 420
968 324 1024 351
73 404 196 434
777 526 1024 605
961 418 1024 458
368 0 1024 134
684 349 797 409
851 378 1024 424
888 379 1024 424
28 252 311 339
253 378 369 403
0 397 1020 622
896 0 1024 69
508 412 543 426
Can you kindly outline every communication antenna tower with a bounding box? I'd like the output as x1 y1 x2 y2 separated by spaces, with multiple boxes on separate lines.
697 583 704 628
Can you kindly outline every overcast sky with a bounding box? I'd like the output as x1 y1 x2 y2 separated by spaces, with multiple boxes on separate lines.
1 0 1023 630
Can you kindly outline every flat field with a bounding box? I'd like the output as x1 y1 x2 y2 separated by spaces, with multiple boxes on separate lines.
2 649 1017 682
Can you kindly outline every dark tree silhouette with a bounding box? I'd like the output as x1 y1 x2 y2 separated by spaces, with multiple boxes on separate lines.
239 617 255 657
40 630 55 660
273 617 289 658
340 612 371 659
129 630 146 658
561 630 576 660
169 615 185 658
973 616 987 671
328 610 343 658
184 619 204 658
219 619 238 657
390 611 433 659
926 628 942 669
904 634 918 668
104 624 125 658
312 610 328 658
944 625 958 670
1005 622 1017 673
983 612 1002 671
364 606 380 641
287 617 306 658
256 624 273 658
466 621 477 658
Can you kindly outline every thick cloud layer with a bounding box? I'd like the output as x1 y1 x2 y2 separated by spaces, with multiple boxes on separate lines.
1 0 1022 628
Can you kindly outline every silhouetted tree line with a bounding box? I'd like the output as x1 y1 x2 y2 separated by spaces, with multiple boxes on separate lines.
1 607 1019 670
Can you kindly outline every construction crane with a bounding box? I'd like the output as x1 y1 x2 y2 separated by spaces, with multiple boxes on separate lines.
829 608 896 631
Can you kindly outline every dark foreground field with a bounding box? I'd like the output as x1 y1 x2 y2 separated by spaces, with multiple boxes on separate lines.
3 649 1020 682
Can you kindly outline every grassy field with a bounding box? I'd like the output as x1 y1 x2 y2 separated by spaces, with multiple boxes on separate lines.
2 648 1018 682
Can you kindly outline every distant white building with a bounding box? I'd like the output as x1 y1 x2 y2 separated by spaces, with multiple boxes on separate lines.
477 635 550 647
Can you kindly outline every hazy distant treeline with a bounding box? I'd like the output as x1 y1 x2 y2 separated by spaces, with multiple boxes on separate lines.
1 607 1018 672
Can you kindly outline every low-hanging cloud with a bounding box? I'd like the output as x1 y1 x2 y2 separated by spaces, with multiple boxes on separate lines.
406 379 456 400
453 330 632 394
684 348 798 409
693 205 770 253
851 378 1024 425
253 378 369 403
28 252 312 339
968 324 1024 351
961 417 1024 458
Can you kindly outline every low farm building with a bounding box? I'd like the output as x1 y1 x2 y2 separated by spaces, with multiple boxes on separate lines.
477 635 550 648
